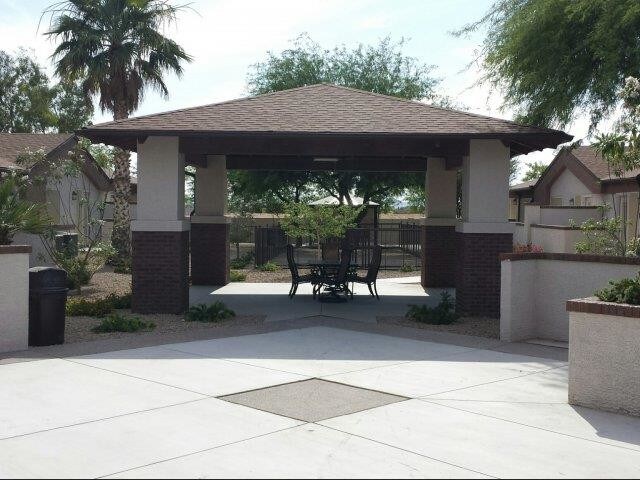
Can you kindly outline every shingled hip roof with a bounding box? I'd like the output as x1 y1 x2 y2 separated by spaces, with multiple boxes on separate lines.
79 84 572 153
0 133 75 171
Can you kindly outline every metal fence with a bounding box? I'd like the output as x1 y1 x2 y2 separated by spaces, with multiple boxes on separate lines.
253 223 422 270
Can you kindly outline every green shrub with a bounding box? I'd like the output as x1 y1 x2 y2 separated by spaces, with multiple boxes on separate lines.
66 296 114 317
230 270 246 282
258 261 279 272
400 264 414 273
107 293 132 309
185 302 235 322
406 292 458 325
596 275 640 305
230 252 254 269
66 292 132 317
91 313 155 333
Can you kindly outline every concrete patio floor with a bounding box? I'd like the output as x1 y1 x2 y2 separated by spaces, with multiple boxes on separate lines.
1 325 640 478
190 275 447 323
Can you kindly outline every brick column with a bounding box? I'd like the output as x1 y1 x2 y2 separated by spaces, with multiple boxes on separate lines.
132 230 189 314
421 225 456 287
455 231 513 318
191 222 230 285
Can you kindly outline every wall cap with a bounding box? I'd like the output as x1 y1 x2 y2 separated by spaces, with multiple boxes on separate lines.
500 252 640 265
567 297 640 318
0 245 32 254
531 223 583 231
540 205 600 210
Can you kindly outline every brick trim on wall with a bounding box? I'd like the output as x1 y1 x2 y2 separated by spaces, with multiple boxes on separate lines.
567 297 640 318
191 223 230 286
456 231 513 318
421 225 456 288
501 252 640 265
132 230 189 314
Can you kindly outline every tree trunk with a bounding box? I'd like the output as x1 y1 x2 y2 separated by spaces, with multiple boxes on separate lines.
110 103 132 266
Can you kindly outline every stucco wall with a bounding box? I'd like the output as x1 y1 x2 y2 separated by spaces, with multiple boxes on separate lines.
539 207 600 225
549 169 603 205
569 310 640 417
500 255 640 342
0 247 30 353
530 226 586 253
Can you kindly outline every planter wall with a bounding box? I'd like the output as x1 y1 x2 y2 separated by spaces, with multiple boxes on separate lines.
0 245 31 353
500 253 640 342
567 298 640 417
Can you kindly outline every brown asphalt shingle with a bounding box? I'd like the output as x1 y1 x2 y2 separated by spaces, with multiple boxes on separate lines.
80 84 570 138
0 133 74 171
571 145 640 181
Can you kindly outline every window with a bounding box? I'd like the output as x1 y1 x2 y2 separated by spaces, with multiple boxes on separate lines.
582 196 593 206
550 196 563 206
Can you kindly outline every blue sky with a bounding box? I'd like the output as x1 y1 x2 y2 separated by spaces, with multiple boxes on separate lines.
0 0 598 179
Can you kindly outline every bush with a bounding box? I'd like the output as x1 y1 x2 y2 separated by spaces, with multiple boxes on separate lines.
66 292 132 317
596 275 640 305
66 296 114 317
406 292 458 325
400 264 414 273
258 261 279 272
185 302 235 322
91 313 155 333
230 252 254 269
514 243 543 253
230 270 246 282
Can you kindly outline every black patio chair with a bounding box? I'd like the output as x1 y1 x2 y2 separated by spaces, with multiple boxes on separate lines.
286 244 319 298
349 244 382 299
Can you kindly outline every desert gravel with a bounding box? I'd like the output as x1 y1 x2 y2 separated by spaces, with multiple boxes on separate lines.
377 315 499 339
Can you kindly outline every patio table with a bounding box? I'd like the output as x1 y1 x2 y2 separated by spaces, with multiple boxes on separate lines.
303 261 357 303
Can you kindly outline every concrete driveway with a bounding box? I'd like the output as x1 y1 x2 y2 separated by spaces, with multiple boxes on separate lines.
2 325 640 478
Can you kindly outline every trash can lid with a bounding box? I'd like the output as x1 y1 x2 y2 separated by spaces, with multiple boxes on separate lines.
29 267 67 289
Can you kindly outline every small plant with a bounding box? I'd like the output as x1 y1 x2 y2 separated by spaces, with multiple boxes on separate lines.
258 261 279 272
406 292 458 325
66 296 114 317
113 258 132 274
596 275 640 305
185 302 235 323
230 270 246 282
0 172 51 245
91 313 155 333
65 292 132 317
400 264 414 273
230 251 254 269
514 243 543 253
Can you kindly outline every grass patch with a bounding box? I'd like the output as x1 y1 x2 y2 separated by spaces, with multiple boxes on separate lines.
230 270 246 282
91 313 155 333
185 302 235 323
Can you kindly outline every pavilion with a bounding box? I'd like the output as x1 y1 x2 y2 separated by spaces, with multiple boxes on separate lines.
80 84 571 318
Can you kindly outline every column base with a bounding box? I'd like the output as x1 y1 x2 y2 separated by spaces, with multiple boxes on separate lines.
190 222 230 286
421 225 456 288
455 231 513 318
132 230 189 314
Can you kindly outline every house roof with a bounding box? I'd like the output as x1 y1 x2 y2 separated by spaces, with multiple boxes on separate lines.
570 145 640 181
509 178 538 193
0 133 76 171
0 133 112 191
79 84 571 154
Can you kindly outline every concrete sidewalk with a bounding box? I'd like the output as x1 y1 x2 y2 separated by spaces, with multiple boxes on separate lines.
1 325 639 478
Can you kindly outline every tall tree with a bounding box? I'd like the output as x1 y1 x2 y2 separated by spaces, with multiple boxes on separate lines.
0 49 92 133
240 35 442 207
45 0 192 265
458 0 640 128
522 161 548 182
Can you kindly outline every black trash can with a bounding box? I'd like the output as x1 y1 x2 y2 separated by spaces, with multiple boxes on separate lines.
29 267 68 346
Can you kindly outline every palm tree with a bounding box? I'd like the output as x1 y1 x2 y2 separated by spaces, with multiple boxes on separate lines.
44 0 192 265
0 173 51 245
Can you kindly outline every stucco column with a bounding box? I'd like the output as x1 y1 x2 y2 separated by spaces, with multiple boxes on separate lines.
422 157 458 288
131 136 189 314
455 139 514 318
190 155 230 285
